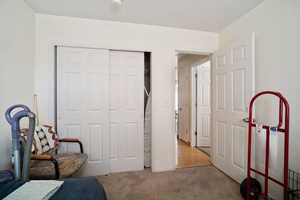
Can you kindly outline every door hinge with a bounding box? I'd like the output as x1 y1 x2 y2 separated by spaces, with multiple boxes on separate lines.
195 131 198 136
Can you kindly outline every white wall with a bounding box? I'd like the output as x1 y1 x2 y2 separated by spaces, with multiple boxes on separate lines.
35 14 218 172
220 0 300 196
0 0 35 169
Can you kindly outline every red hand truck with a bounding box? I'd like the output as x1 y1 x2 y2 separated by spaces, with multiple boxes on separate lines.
242 91 290 200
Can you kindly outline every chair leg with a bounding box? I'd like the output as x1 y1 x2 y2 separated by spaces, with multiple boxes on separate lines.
50 158 60 179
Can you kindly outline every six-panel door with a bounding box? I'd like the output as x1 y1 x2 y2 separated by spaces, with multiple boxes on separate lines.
57 47 110 176
212 34 255 183
196 62 211 147
109 50 144 173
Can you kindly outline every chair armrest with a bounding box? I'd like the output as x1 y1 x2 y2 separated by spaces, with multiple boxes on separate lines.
31 154 54 160
58 138 79 142
58 138 84 153
31 155 60 179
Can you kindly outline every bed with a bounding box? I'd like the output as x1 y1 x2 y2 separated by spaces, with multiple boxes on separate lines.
0 177 107 200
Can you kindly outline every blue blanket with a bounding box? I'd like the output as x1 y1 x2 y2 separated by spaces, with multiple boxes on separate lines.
0 177 107 200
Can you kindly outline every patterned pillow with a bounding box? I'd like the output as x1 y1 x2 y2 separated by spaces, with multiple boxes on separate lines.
33 125 57 155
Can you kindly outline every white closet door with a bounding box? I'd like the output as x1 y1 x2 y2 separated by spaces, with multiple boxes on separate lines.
57 47 110 176
109 51 144 173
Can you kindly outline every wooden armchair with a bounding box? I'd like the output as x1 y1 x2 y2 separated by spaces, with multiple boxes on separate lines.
27 126 88 180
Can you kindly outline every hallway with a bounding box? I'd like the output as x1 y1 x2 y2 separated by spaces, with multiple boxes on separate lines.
176 139 211 168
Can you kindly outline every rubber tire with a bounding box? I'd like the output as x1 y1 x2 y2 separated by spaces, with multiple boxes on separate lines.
240 178 262 200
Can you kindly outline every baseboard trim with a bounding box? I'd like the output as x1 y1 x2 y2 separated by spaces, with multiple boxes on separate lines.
178 138 191 146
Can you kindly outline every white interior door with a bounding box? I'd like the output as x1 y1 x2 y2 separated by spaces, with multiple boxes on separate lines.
212 33 255 183
57 47 110 176
196 62 211 147
109 50 144 173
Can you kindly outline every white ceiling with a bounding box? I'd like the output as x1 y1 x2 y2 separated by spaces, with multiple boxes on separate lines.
25 0 264 32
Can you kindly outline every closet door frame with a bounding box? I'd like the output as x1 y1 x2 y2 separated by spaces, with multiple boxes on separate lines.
55 45 147 175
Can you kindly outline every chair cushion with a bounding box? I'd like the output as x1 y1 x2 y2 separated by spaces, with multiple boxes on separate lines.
30 153 88 179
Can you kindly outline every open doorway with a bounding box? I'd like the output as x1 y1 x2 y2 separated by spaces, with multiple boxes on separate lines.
175 53 211 168
144 52 152 169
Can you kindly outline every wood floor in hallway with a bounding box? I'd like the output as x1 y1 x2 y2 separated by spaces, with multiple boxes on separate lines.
176 139 211 168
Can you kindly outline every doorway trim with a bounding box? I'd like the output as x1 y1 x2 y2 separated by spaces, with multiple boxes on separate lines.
191 65 197 147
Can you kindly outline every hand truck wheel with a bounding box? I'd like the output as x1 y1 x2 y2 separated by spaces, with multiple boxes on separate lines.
240 178 262 199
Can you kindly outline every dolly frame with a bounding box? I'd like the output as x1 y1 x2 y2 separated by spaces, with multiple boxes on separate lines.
246 91 290 200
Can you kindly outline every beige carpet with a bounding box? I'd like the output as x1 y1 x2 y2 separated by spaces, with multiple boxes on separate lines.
97 166 242 200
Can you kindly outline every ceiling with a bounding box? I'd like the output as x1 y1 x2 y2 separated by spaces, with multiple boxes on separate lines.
25 0 264 32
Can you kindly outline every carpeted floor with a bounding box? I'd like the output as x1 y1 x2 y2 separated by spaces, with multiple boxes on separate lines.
97 166 242 200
